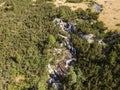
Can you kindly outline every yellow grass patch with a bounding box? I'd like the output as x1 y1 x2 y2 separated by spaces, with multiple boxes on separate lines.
51 0 88 11
32 0 37 2
94 0 120 31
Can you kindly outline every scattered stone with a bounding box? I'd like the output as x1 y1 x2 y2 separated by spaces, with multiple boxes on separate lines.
82 34 95 43
94 3 102 13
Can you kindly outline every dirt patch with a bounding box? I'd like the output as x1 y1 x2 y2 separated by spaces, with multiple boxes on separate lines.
94 0 120 31
15 75 25 83
51 0 88 11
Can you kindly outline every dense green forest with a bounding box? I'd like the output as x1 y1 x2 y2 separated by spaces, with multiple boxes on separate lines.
0 0 120 90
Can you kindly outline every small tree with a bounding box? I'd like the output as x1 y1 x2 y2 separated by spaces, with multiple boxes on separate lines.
48 34 56 46
66 66 77 89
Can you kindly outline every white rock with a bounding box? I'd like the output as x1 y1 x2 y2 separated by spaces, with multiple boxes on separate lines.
65 58 76 68
48 64 54 74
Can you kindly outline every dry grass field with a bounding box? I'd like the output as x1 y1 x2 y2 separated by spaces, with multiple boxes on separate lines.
95 0 120 31
52 0 88 10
